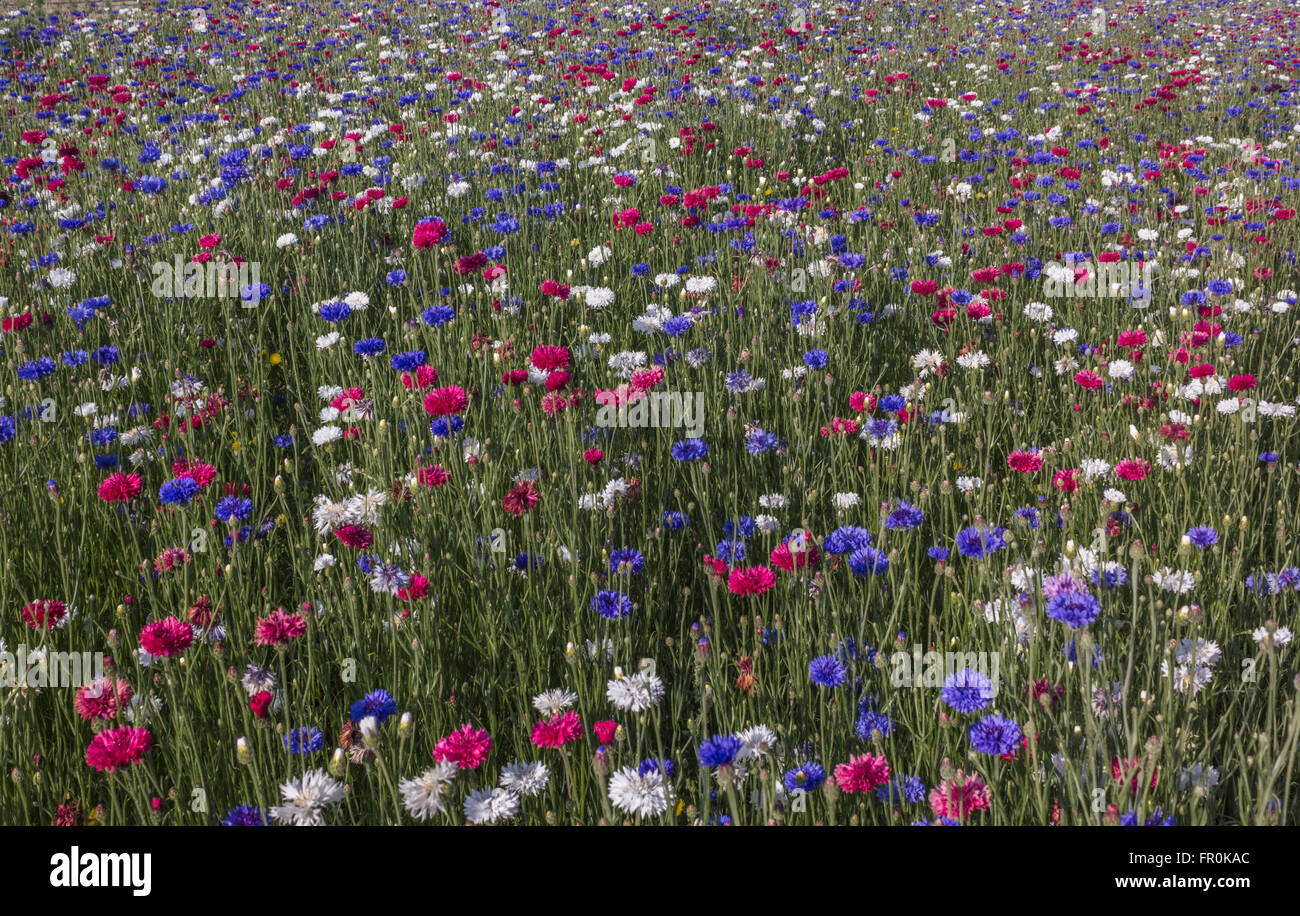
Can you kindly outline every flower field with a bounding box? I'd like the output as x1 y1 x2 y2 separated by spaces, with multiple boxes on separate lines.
2 0 1299 828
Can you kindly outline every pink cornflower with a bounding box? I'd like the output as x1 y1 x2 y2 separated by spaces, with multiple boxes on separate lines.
422 385 469 416
98 472 143 502
929 769 991 819
531 711 582 749
75 677 133 721
593 720 618 744
1115 458 1150 481
502 480 540 518
172 459 217 488
21 599 67 630
727 565 777 596
138 616 193 657
85 726 153 772
531 345 570 371
1006 450 1043 473
834 753 891 794
255 608 307 647
333 524 374 548
433 724 492 769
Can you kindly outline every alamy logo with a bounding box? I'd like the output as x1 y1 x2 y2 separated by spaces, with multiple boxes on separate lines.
890 646 1000 696
151 255 261 304
1042 254 1155 305
0 645 104 688
595 390 705 438
50 847 152 896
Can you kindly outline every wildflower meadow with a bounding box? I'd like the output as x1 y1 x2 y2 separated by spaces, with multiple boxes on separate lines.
1 0 1299 834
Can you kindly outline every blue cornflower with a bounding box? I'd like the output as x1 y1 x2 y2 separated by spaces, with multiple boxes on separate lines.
824 526 872 555
1186 526 1217 549
350 689 398 724
591 589 633 620
954 525 1009 559
698 734 743 768
849 546 889 577
928 545 950 562
802 349 829 369
809 654 848 687
283 726 325 755
609 547 645 575
941 668 996 713
353 337 386 358
714 538 746 566
390 350 426 372
884 501 924 531
745 428 781 455
214 496 253 522
969 714 1022 755
640 757 675 777
159 476 200 505
877 775 926 804
1045 589 1102 628
670 439 709 461
422 305 456 326
222 805 268 826
783 761 827 793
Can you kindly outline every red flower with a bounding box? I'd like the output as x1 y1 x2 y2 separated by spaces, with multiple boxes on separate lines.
412 218 446 249
255 608 307 647
1007 450 1043 473
502 480 540 517
1074 370 1104 390
1115 458 1150 482
249 691 274 719
1227 374 1256 392
85 726 152 772
334 524 374 548
727 565 777 596
139 616 193 657
593 720 618 744
423 385 469 416
417 464 449 487
22 599 67 630
531 345 570 371
531 711 582 749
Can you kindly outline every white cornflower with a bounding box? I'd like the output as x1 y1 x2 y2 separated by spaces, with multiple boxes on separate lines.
398 761 458 821
499 761 550 797
271 769 346 826
1253 625 1293 647
1023 301 1053 322
463 787 519 824
684 275 717 295
1102 487 1126 504
832 492 860 510
606 672 665 712
531 688 578 717
584 287 615 309
1178 764 1220 791
608 766 671 818
1080 458 1111 481
1153 567 1196 594
736 725 780 760
956 476 982 492
311 425 343 446
758 493 787 509
587 244 612 265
